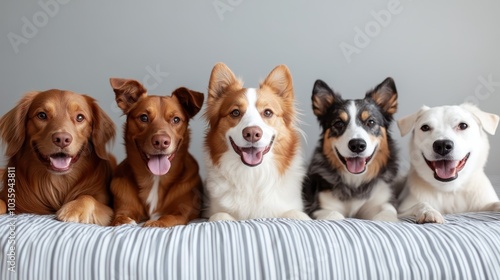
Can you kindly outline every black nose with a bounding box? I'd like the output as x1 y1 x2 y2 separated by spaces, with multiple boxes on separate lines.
348 138 367 153
433 140 454 156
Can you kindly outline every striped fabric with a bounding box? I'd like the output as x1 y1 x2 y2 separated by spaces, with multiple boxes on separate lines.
1 213 500 279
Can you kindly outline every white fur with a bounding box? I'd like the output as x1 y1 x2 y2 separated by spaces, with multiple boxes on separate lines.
204 89 310 221
146 176 160 217
398 104 500 223
314 181 398 222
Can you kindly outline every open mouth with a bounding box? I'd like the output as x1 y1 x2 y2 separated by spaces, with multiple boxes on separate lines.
137 142 177 176
34 144 83 173
229 136 274 167
424 153 470 182
336 147 376 174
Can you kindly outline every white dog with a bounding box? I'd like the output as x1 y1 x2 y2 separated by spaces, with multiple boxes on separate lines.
397 103 500 223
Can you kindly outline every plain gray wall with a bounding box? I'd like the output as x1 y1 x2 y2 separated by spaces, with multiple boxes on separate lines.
1 0 499 181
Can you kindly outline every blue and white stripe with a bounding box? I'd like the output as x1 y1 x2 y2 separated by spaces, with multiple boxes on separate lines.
1 213 500 279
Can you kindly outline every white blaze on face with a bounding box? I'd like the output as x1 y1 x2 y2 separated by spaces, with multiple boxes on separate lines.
333 101 378 174
226 88 276 166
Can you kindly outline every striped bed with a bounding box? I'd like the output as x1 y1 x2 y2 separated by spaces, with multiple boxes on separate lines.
1 212 500 279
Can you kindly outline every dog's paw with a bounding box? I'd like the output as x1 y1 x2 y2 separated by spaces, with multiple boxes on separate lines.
56 195 113 226
281 210 311 220
209 212 236 222
373 212 399 222
112 215 137 226
314 209 345 220
484 201 500 212
416 210 445 224
143 215 186 228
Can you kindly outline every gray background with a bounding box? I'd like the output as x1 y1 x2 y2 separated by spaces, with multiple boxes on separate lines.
1 0 499 182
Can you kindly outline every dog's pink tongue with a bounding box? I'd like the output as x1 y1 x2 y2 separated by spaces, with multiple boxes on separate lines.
241 147 265 166
147 155 171 176
346 157 366 174
434 160 458 179
50 156 72 170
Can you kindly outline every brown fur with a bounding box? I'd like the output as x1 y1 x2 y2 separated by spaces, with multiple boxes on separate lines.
0 90 115 225
109 78 204 227
204 63 300 175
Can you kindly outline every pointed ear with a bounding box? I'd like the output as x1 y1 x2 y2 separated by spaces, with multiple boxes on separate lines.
86 96 116 160
461 103 499 135
311 79 340 117
397 105 430 137
0 91 39 157
109 78 147 113
208 63 242 101
172 87 205 119
366 77 398 116
260 64 294 99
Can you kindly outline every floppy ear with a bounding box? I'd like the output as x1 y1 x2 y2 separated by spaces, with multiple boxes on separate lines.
86 96 116 160
208 63 243 101
461 103 499 135
109 78 147 114
366 77 398 116
311 79 341 118
172 87 205 119
260 64 294 100
0 91 39 157
397 105 430 137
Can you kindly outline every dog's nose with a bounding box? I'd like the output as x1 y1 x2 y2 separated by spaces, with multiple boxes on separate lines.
242 126 263 143
433 140 454 156
348 138 367 153
152 134 170 150
52 132 73 148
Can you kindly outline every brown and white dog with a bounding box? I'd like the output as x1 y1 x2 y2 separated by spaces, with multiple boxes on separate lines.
109 78 204 227
0 90 116 225
203 63 310 221
397 103 500 223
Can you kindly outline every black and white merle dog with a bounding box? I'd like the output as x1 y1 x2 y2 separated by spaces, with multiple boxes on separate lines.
303 78 400 221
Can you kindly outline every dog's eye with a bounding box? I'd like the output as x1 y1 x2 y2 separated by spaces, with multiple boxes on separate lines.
172 117 181 124
263 109 273 118
458 122 468 130
421 124 431 132
230 109 240 118
332 120 345 130
366 119 376 128
37 112 47 120
140 114 149 122
76 114 85 122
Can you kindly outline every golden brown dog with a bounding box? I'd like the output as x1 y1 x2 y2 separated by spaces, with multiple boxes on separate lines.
0 90 116 225
109 78 204 227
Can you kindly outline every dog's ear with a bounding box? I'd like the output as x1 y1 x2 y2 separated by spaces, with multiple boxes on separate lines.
86 96 116 160
208 63 243 101
172 87 205 119
311 79 340 118
0 91 39 157
461 103 500 135
366 77 398 116
397 105 430 137
260 64 294 99
109 78 147 114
